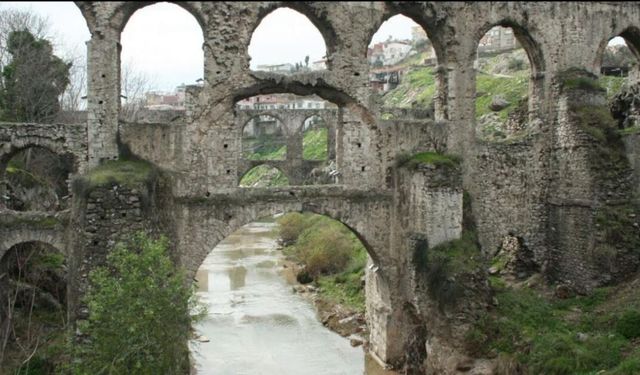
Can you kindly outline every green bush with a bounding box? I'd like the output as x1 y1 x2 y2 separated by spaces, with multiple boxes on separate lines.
277 212 367 310
73 232 204 375
616 310 640 339
277 212 318 246
294 223 353 277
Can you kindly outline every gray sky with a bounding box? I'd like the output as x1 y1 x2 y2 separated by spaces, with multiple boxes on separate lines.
0 2 628 92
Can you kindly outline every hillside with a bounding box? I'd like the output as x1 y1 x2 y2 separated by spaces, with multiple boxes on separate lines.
381 48 627 141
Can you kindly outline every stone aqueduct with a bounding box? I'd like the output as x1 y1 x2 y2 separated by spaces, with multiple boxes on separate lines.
3 1 640 371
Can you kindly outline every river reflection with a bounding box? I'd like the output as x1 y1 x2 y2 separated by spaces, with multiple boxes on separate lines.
190 220 370 375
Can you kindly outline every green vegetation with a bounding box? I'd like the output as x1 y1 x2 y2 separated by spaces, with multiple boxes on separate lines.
571 105 618 143
467 274 640 374
241 125 330 187
277 212 367 312
475 72 529 120
76 158 155 193
383 67 437 108
413 230 483 310
72 232 205 375
0 242 68 374
303 128 328 160
6 163 51 189
1 29 71 122
600 75 627 101
594 204 640 259
0 214 60 229
239 164 289 187
381 49 628 142
244 135 287 161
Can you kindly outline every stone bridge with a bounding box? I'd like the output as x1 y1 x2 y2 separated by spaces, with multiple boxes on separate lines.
2 1 640 372
0 122 87 180
236 108 338 184
0 210 68 260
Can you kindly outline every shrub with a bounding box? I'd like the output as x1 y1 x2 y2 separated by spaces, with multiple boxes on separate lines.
73 232 204 375
507 57 525 72
277 212 318 246
616 310 640 339
294 223 353 277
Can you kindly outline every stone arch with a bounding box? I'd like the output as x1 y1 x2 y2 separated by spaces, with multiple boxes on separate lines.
74 2 99 37
302 113 327 128
241 113 287 134
248 4 337 68
241 114 288 161
0 145 76 188
473 20 545 77
366 11 444 69
472 20 545 128
594 26 640 74
110 2 206 35
365 9 446 119
187 205 384 277
0 233 67 263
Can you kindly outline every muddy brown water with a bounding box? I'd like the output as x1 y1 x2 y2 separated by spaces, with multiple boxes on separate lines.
189 220 397 375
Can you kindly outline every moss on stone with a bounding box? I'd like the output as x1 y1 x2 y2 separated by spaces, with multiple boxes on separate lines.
1 215 61 229
413 229 484 311
558 68 605 92
618 125 640 136
571 105 617 143
595 204 640 254
73 159 156 196
87 159 153 187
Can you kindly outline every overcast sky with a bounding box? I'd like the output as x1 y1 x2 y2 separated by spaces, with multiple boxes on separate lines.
0 2 628 92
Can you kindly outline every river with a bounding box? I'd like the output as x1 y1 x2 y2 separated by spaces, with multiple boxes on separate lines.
190 219 391 375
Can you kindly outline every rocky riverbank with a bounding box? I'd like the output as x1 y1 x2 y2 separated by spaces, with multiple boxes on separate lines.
279 260 369 348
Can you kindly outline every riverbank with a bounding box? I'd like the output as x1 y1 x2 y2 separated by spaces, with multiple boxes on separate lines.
279 259 369 348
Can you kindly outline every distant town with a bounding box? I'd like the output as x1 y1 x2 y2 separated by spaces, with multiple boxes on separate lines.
139 27 520 109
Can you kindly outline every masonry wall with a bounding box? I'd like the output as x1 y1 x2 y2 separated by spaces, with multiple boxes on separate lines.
25 1 640 372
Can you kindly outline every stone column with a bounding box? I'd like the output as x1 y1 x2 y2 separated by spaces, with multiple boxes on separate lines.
286 120 304 185
86 33 121 167
327 113 337 161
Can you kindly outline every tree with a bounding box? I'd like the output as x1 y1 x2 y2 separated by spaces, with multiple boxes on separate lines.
305 55 309 67
74 232 205 375
0 29 71 122
120 62 156 122
61 46 87 112
0 7 50 69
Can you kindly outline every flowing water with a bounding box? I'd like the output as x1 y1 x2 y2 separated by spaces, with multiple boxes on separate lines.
189 220 383 375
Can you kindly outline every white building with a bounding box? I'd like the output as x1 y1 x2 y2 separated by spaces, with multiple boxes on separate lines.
311 59 327 71
255 63 295 74
478 26 518 53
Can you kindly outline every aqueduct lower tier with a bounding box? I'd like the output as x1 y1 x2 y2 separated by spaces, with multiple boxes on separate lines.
2 1 640 373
